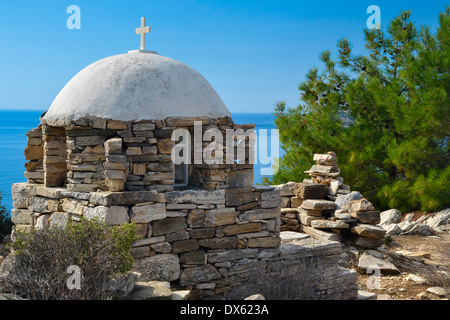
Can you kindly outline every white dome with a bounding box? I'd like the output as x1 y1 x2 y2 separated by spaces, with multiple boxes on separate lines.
43 51 231 125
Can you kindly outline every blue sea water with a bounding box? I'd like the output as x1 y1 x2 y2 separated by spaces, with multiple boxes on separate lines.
0 110 282 213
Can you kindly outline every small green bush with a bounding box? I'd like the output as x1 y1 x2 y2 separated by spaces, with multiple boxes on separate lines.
0 191 12 238
3 218 140 300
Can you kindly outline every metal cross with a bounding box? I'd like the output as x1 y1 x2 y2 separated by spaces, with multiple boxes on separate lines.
136 17 151 51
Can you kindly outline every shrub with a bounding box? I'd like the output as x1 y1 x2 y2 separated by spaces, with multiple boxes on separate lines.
0 191 12 239
1 218 140 300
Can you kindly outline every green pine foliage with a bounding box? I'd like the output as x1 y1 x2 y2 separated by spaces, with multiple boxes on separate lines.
265 8 450 213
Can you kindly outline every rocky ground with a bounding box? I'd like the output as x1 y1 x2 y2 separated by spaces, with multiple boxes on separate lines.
347 232 450 300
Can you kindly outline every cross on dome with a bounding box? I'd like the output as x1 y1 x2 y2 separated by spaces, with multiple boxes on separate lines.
136 17 151 51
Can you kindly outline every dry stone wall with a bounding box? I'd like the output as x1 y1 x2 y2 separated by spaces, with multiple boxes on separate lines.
13 120 358 300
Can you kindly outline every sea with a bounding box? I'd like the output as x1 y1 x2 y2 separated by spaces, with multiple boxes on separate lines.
0 110 283 214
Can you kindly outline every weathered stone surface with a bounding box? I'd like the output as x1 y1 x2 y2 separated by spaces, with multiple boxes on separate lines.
351 211 381 224
179 264 222 286
335 191 362 209
166 189 225 205
28 196 50 213
165 231 190 242
311 220 349 229
152 218 187 236
357 250 400 275
172 239 199 253
11 183 32 209
84 206 130 225
61 198 87 215
229 169 253 189
302 226 341 242
225 189 255 206
239 208 280 221
104 138 123 155
157 138 174 154
186 209 205 227
290 196 304 208
89 191 164 206
134 254 181 282
11 209 33 225
49 212 69 228
129 281 171 300
279 231 310 243
426 209 450 230
131 203 166 223
203 208 236 227
294 183 328 199
346 198 375 213
179 250 206 265
76 136 106 147
350 223 386 239
313 152 337 165
150 242 172 254
189 227 215 239
218 223 262 236
24 146 44 160
35 213 51 229
379 209 402 225
351 236 383 249
248 237 281 248
207 249 259 263
198 237 238 249
274 182 296 197
133 122 156 131
300 199 336 210
426 287 447 297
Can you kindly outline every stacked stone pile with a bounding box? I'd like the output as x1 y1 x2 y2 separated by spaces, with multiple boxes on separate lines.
304 152 351 200
275 152 387 249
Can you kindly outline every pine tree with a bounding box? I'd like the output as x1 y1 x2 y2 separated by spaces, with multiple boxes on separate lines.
265 8 450 213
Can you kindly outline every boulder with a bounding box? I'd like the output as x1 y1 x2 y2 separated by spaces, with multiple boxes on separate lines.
426 209 450 231
335 191 362 209
379 209 402 225
357 250 399 275
129 281 172 300
350 223 386 239
310 220 349 229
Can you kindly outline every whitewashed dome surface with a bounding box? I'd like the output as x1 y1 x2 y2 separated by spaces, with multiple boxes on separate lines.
43 51 230 125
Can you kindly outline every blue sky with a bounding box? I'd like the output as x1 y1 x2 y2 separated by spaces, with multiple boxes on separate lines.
0 0 447 113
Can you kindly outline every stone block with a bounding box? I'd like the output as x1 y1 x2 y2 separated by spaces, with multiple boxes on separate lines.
104 138 123 155
131 203 166 223
179 264 222 286
239 208 280 221
218 223 262 236
294 183 328 199
172 239 199 253
198 237 238 249
152 217 187 236
189 227 215 239
83 206 130 225
24 146 43 160
179 250 206 265
345 198 375 213
350 223 386 239
310 220 349 229
89 191 164 206
248 237 281 248
166 189 225 205
134 254 181 282
11 209 33 225
229 169 253 189
76 136 106 147
350 211 380 224
203 208 236 227
300 199 336 210
11 183 32 209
